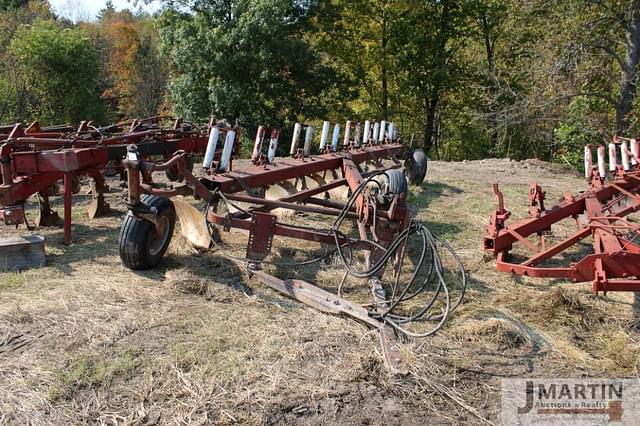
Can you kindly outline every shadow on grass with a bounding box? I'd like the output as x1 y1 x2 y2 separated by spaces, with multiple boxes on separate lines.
450 291 551 376
42 223 120 275
408 181 464 211
421 220 463 240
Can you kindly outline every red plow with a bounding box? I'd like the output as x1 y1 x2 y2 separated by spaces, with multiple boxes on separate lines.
118 119 465 374
485 138 640 293
0 116 229 244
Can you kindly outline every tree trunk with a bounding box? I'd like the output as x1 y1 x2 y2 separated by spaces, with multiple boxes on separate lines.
423 93 439 152
422 0 452 153
381 11 389 120
481 11 499 151
616 0 640 134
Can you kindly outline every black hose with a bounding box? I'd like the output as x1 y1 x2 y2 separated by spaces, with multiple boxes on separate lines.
204 173 466 337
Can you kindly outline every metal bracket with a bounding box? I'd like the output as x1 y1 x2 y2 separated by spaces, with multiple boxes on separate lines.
247 212 277 261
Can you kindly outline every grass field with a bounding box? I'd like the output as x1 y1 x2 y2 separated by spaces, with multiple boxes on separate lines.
1 158 638 425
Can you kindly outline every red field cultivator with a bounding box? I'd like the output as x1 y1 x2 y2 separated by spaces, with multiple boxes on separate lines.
0 116 230 244
485 138 640 293
118 119 465 374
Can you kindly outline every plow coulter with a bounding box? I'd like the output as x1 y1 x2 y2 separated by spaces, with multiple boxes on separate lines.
485 138 640 293
118 119 466 375
0 116 230 244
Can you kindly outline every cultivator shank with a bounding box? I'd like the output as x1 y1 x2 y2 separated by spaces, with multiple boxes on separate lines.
486 139 640 293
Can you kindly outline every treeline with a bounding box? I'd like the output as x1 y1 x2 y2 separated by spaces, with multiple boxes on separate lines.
0 0 166 127
1 0 640 165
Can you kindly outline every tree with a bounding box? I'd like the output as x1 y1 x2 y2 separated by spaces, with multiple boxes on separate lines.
469 0 508 151
0 0 28 11
97 0 117 21
96 11 168 118
157 0 340 130
0 1 53 121
314 0 399 120
395 0 473 153
7 20 105 124
548 0 640 136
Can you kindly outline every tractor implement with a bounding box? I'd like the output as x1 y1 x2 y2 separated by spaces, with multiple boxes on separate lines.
118 119 464 375
485 138 640 293
0 116 233 244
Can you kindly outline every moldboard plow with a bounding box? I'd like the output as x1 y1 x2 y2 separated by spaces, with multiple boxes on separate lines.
0 116 230 244
118 119 465 375
485 138 640 293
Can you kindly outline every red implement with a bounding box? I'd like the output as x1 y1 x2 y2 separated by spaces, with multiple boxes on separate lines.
485 142 640 293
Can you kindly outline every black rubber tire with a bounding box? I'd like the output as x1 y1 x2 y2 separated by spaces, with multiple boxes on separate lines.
119 195 176 270
381 169 408 196
405 149 428 185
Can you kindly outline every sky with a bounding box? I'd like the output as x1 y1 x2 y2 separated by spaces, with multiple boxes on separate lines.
49 0 163 22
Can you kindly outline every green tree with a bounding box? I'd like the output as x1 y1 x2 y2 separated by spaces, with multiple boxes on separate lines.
564 0 640 135
6 20 105 124
0 0 28 12
554 96 605 168
157 0 340 130
395 0 473 153
314 0 400 120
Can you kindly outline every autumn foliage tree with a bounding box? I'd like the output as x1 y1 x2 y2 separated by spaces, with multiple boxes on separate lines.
96 9 167 119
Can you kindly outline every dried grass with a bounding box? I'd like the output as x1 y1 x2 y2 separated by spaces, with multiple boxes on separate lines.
0 160 639 424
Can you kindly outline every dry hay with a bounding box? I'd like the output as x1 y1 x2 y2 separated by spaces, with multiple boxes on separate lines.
456 318 528 351
1 159 640 424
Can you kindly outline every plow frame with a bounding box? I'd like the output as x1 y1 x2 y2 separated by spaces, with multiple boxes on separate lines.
0 116 234 244
485 153 640 293
121 124 419 374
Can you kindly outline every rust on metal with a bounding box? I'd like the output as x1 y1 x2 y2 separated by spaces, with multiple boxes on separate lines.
0 116 231 242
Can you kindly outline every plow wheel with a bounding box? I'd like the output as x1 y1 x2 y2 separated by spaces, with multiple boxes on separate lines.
375 169 408 208
405 149 428 185
35 192 60 227
87 177 111 219
380 169 408 196
119 195 176 270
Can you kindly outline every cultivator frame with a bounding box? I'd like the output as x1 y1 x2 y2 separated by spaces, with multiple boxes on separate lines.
485 138 640 293
0 116 230 244
119 119 458 375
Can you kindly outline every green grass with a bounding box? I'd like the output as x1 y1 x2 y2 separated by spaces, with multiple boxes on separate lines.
0 272 28 291
50 349 141 401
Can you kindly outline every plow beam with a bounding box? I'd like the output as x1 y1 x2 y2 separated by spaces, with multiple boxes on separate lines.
0 116 228 242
